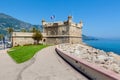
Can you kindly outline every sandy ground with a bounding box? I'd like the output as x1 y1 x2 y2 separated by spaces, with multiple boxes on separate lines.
0 46 88 80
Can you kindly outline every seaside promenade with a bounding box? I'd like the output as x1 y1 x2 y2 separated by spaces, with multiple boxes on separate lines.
0 46 88 80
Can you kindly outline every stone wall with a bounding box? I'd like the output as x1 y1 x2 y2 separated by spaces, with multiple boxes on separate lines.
12 37 34 46
57 26 69 35
55 45 120 80
69 25 82 44
45 37 69 45
44 27 58 35
69 37 82 44
69 26 82 37
12 32 34 46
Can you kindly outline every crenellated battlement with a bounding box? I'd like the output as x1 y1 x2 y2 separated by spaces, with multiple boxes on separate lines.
42 21 64 27
42 16 83 28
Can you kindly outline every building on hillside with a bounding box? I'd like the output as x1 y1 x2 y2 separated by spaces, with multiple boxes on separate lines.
12 32 34 46
42 16 83 45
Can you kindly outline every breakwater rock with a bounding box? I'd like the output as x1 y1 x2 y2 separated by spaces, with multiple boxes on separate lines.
58 43 120 74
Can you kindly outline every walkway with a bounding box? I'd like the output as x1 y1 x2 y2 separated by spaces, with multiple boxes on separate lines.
0 46 89 80
21 46 88 80
0 49 33 80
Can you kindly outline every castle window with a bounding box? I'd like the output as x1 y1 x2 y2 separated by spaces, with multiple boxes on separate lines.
43 39 46 42
51 31 54 35
62 30 65 35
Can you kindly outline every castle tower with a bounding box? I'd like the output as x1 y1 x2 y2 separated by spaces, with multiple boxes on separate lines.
42 19 46 33
68 16 72 25
42 16 82 45
79 20 83 28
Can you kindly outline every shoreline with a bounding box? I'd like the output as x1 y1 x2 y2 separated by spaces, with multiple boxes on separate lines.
84 42 120 61
58 43 120 74
83 42 120 58
83 40 120 55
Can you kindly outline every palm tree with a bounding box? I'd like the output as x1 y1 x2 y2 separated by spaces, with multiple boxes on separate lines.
7 27 14 41
0 34 3 41
32 30 43 44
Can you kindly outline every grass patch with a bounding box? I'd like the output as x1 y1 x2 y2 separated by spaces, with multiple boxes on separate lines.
8 45 48 63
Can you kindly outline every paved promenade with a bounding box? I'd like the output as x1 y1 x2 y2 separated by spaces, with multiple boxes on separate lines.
0 46 88 80
0 49 34 80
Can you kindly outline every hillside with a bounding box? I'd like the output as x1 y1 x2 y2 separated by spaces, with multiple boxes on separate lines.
0 13 41 35
82 35 98 40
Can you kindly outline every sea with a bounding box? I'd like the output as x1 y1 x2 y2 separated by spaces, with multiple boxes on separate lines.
83 39 120 55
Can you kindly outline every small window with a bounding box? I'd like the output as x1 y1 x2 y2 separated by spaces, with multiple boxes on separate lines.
62 30 65 35
51 31 54 35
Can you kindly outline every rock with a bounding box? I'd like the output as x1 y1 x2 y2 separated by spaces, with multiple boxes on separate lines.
112 64 120 73
58 44 120 74
97 55 107 60
74 50 80 55
107 52 115 57
102 64 109 69
94 52 98 54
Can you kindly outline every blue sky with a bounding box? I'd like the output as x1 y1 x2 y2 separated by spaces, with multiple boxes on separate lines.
0 0 120 39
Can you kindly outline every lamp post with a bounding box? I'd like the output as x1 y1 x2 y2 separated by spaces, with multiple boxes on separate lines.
3 36 5 49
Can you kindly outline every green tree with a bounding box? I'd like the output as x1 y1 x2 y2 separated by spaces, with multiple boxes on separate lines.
0 34 3 41
21 29 26 32
7 27 14 41
31 27 36 33
32 30 43 44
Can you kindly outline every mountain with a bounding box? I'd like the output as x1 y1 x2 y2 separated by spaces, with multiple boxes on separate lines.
0 13 42 35
82 35 98 40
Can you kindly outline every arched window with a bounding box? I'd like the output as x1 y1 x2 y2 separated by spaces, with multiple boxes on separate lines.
43 39 46 42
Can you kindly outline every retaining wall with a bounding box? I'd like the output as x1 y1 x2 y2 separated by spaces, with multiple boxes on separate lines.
55 46 120 80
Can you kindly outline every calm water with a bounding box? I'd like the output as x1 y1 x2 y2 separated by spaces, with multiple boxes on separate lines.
84 39 120 55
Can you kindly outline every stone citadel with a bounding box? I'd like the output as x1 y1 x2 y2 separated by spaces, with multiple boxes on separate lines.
42 16 83 45
12 16 83 46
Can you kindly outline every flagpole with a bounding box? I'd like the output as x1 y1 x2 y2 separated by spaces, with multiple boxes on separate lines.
51 15 55 23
